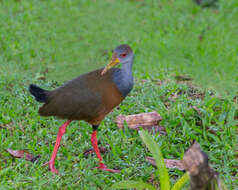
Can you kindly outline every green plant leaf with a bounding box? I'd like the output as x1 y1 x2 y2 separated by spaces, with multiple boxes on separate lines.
171 172 189 190
139 130 170 190
111 180 156 190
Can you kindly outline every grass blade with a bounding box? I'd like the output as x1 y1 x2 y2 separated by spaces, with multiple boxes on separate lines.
139 130 170 190
171 172 189 190
111 180 156 190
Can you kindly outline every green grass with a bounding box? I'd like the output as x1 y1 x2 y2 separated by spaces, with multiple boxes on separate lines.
112 130 190 190
0 0 237 189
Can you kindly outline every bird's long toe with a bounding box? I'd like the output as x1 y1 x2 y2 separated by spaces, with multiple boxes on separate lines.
96 163 120 173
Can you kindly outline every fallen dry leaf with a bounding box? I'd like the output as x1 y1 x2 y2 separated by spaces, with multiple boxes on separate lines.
141 79 149 84
164 101 171 109
188 88 205 100
168 92 179 101
0 123 16 131
146 157 185 171
6 149 40 163
175 75 192 82
154 80 164 86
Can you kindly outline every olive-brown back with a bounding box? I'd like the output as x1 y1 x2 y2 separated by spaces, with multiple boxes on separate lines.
39 68 124 125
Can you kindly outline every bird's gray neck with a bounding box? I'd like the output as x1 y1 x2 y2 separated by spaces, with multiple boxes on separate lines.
112 59 134 97
121 60 133 77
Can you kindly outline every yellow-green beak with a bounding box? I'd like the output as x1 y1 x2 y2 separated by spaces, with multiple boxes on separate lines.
101 53 120 75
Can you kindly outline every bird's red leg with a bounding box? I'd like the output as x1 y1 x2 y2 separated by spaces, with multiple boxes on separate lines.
91 125 120 173
44 120 72 174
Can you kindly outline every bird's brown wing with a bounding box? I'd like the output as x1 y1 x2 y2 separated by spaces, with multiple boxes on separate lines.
39 68 123 124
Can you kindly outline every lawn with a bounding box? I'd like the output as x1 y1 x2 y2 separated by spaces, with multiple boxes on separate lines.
0 0 237 189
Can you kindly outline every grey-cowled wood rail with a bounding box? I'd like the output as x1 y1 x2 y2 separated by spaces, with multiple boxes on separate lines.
29 44 134 174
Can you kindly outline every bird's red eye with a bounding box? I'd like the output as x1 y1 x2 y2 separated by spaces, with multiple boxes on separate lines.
120 53 127 57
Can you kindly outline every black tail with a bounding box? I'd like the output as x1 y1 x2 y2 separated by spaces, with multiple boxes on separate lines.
29 84 48 103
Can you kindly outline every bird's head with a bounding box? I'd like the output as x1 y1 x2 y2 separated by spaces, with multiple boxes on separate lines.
101 44 133 75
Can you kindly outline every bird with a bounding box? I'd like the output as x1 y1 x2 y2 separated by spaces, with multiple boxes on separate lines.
29 44 134 174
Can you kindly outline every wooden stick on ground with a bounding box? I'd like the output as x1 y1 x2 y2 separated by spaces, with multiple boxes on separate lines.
116 111 162 129
146 142 228 190
182 142 227 190
115 111 166 134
